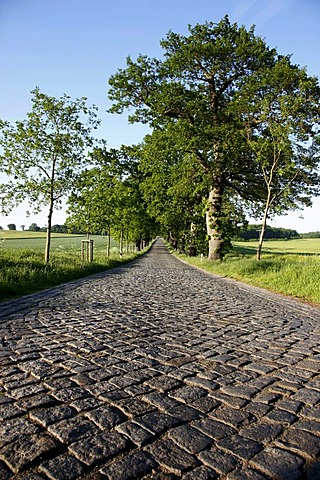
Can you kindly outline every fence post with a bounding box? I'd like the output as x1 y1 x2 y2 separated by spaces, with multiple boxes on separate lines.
81 239 94 262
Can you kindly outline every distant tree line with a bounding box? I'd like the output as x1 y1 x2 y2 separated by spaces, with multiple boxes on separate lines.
300 231 320 238
237 224 300 240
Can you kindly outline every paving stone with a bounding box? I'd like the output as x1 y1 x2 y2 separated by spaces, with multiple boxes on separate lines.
225 467 269 479
240 421 283 443
142 391 181 412
250 446 304 480
12 474 46 480
167 424 213 454
48 415 100 443
146 437 198 475
29 405 76 427
184 376 218 391
190 396 220 413
198 448 239 474
133 411 181 435
0 417 40 447
276 428 320 458
167 404 202 421
209 406 253 428
220 384 260 399
181 466 218 479
208 391 247 408
84 405 127 429
218 433 262 460
252 392 281 405
295 359 320 372
115 397 155 417
169 386 208 403
69 431 131 465
116 420 156 446
192 418 236 440
275 399 303 414
300 406 320 421
292 388 320 405
50 386 91 402
291 419 320 436
70 396 102 412
264 408 297 425
100 451 157 479
5 383 47 399
39 452 86 480
0 433 58 473
244 402 272 418
145 374 183 392
0 403 24 421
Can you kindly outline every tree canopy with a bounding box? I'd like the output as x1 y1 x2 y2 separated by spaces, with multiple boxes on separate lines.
0 87 100 262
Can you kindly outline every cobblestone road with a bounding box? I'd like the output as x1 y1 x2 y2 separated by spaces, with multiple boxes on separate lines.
0 239 320 480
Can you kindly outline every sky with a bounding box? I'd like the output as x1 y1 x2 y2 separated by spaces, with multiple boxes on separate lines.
0 0 319 232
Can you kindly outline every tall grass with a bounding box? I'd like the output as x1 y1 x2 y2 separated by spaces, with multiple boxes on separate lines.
176 248 320 305
0 248 141 302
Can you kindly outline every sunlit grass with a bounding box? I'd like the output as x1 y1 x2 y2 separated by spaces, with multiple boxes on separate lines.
176 239 320 305
0 246 142 302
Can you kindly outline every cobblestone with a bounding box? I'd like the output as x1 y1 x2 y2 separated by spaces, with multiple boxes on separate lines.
0 239 320 478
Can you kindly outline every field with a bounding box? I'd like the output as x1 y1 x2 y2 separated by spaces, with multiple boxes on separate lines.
234 238 320 255
0 231 139 302
0 231 119 252
176 238 320 306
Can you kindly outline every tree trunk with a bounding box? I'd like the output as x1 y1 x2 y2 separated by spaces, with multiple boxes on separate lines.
119 229 123 257
107 230 111 257
44 202 54 263
206 183 225 261
256 180 273 260
257 203 269 261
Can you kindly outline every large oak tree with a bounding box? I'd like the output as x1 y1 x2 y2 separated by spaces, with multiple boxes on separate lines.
108 16 276 259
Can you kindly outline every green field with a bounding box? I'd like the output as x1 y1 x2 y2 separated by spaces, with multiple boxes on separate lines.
234 238 320 255
0 231 119 252
175 238 320 306
0 231 140 302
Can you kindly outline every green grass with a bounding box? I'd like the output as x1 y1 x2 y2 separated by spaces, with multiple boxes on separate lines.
175 238 320 305
0 231 118 251
0 232 143 302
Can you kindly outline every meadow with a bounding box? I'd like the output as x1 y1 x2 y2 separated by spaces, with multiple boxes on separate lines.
176 238 320 306
0 231 140 302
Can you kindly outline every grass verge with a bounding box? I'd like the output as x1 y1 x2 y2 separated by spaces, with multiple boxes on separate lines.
174 248 320 306
0 248 144 303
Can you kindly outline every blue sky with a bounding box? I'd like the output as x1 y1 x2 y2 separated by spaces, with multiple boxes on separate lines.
0 0 319 232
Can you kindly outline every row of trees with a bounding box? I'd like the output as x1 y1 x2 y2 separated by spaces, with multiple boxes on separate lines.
0 17 320 262
238 225 299 241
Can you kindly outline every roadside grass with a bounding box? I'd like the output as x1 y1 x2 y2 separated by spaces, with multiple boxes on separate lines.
0 234 142 302
175 239 320 305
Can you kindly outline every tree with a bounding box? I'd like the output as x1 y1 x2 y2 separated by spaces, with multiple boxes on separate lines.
0 87 100 262
67 145 159 255
20 225 25 231
108 16 276 259
7 223 16 230
28 223 41 232
234 57 320 259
